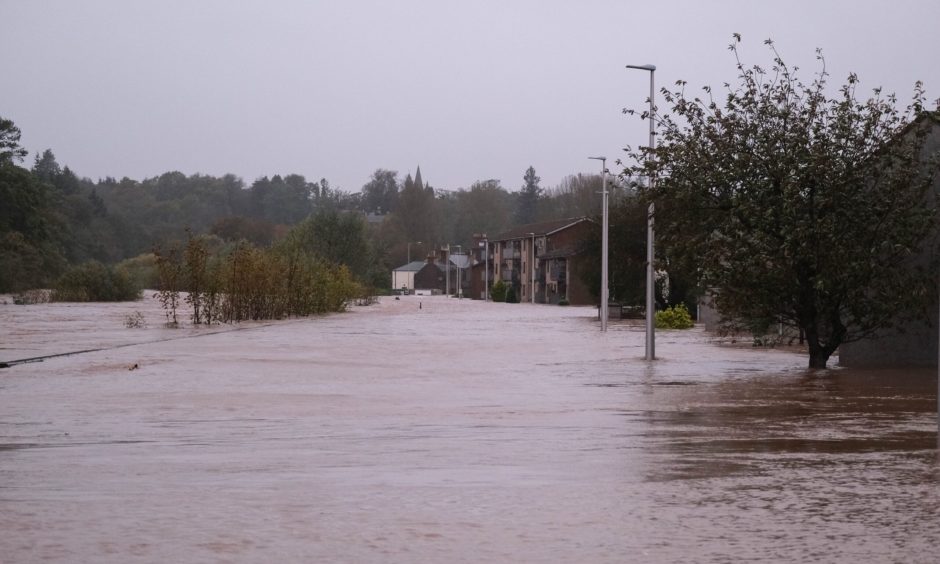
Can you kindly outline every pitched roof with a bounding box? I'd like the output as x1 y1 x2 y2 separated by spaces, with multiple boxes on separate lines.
393 260 428 272
490 217 591 242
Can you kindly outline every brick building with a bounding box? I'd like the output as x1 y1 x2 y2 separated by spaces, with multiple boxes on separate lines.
486 217 595 305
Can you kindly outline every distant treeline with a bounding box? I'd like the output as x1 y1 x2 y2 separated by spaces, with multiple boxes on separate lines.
2 116 634 297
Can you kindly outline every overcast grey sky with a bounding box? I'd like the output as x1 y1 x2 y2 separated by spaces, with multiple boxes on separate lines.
3 0 938 193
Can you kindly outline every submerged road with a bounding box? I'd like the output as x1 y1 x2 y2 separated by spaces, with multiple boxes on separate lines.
1 295 937 562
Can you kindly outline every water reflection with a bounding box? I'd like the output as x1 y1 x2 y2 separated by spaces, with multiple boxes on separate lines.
597 365 940 563
623 367 936 476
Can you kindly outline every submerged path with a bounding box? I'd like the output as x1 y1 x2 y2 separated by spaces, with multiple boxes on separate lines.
1 295 937 562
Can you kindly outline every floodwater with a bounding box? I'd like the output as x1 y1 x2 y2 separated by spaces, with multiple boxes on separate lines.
1 295 937 563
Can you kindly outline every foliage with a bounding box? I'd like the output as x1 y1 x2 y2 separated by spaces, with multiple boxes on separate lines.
51 261 141 302
182 232 217 325
539 173 603 221
450 179 513 248
655 304 695 330
152 232 363 326
116 253 160 290
578 195 701 312
515 166 542 225
2 113 664 299
153 244 182 326
249 174 319 224
393 167 438 246
124 311 147 329
0 230 66 293
0 124 68 292
12 289 51 305
0 117 28 165
361 169 399 214
210 216 276 246
285 208 372 280
624 37 939 368
505 286 519 303
490 279 508 302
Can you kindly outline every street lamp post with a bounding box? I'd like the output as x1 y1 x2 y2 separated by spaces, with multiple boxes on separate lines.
444 244 450 296
627 63 657 360
483 236 489 301
407 241 421 264
454 245 462 298
589 156 608 332
527 232 536 304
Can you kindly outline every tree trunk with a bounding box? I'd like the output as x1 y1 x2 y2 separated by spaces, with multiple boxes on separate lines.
803 324 833 369
808 347 830 369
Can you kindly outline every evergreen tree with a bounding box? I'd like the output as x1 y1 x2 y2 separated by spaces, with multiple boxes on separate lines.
0 119 67 290
515 166 541 224
32 149 61 184
0 117 28 165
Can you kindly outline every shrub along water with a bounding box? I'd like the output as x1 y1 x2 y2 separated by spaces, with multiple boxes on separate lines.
51 261 141 302
154 232 361 325
116 253 160 291
655 304 695 330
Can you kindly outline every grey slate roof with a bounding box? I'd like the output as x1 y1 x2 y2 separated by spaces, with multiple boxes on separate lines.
393 260 429 272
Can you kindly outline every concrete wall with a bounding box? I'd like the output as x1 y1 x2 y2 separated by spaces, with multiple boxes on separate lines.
391 271 415 291
698 295 721 332
839 317 937 368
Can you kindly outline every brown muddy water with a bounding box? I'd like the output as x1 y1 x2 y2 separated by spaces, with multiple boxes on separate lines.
1 295 938 563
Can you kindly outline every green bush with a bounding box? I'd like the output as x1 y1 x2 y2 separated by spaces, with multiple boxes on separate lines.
558 298 569 306
116 253 159 290
490 279 508 302
655 303 695 329
505 286 518 303
52 261 141 302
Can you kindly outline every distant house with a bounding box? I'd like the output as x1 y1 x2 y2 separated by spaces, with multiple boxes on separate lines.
392 253 464 295
391 261 429 293
486 217 595 305
364 212 387 226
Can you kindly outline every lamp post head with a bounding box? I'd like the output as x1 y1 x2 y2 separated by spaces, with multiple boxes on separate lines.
588 156 606 162
626 64 656 71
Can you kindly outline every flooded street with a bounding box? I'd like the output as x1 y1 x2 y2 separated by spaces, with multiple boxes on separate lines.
1 296 938 562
